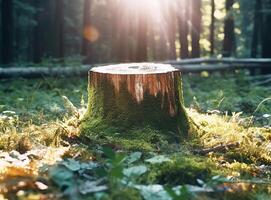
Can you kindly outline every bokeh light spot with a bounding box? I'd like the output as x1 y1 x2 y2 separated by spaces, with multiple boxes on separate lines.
83 25 100 43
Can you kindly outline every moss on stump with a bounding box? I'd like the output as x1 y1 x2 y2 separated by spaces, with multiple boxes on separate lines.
80 63 191 149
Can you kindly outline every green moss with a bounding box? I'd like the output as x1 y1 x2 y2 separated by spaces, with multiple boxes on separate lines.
145 154 218 185
80 73 197 151
80 118 174 152
225 151 254 164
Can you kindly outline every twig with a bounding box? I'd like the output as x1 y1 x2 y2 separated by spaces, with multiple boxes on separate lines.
193 142 240 155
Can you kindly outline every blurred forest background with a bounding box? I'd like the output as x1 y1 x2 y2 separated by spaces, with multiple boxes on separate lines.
1 0 271 71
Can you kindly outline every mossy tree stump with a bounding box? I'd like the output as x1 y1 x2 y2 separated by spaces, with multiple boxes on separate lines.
81 63 190 145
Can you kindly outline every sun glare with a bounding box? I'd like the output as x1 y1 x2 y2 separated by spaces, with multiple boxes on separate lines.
121 0 164 20
122 0 161 9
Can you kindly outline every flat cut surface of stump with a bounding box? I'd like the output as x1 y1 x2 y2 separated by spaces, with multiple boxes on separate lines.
91 63 178 74
82 63 190 141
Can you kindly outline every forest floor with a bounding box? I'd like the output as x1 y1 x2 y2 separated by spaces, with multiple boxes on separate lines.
0 71 271 200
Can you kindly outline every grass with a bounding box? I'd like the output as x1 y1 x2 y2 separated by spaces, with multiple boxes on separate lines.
0 71 271 199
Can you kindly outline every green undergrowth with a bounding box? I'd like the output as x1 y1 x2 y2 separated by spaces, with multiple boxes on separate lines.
80 117 183 152
145 154 216 185
183 72 271 119
0 72 271 199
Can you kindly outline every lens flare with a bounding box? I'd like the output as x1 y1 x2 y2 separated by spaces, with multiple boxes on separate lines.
83 25 100 43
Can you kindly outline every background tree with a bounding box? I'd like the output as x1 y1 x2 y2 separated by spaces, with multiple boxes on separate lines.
251 0 263 58
167 3 177 60
136 4 148 62
32 0 43 63
1 0 14 64
191 0 202 58
210 0 215 56
81 0 93 63
118 0 130 62
54 0 64 59
223 0 236 57
178 0 189 59
261 0 271 73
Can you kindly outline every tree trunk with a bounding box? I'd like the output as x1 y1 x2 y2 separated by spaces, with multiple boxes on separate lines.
81 0 94 63
54 0 65 59
210 0 215 56
148 20 157 61
191 0 201 58
108 0 119 62
118 0 130 62
1 0 13 64
168 3 177 60
178 0 189 59
33 0 55 59
261 0 271 74
82 63 190 140
32 0 43 63
136 6 148 62
223 0 236 57
251 0 263 58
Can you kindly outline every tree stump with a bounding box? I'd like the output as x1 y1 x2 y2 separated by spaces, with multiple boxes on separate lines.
81 63 190 145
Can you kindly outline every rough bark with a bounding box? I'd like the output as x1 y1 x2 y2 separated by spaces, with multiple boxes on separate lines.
223 0 236 57
191 0 201 58
1 0 13 64
82 63 190 140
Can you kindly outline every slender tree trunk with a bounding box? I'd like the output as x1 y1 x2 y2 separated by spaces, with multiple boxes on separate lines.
118 23 129 62
108 0 118 62
128 4 137 62
223 0 236 57
251 0 262 58
148 20 158 61
191 0 201 58
15 9 20 61
54 0 64 59
1 0 13 64
32 0 43 63
210 0 215 56
118 1 130 62
261 0 271 74
81 0 93 63
38 0 55 58
136 5 148 62
178 0 189 59
168 3 177 60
